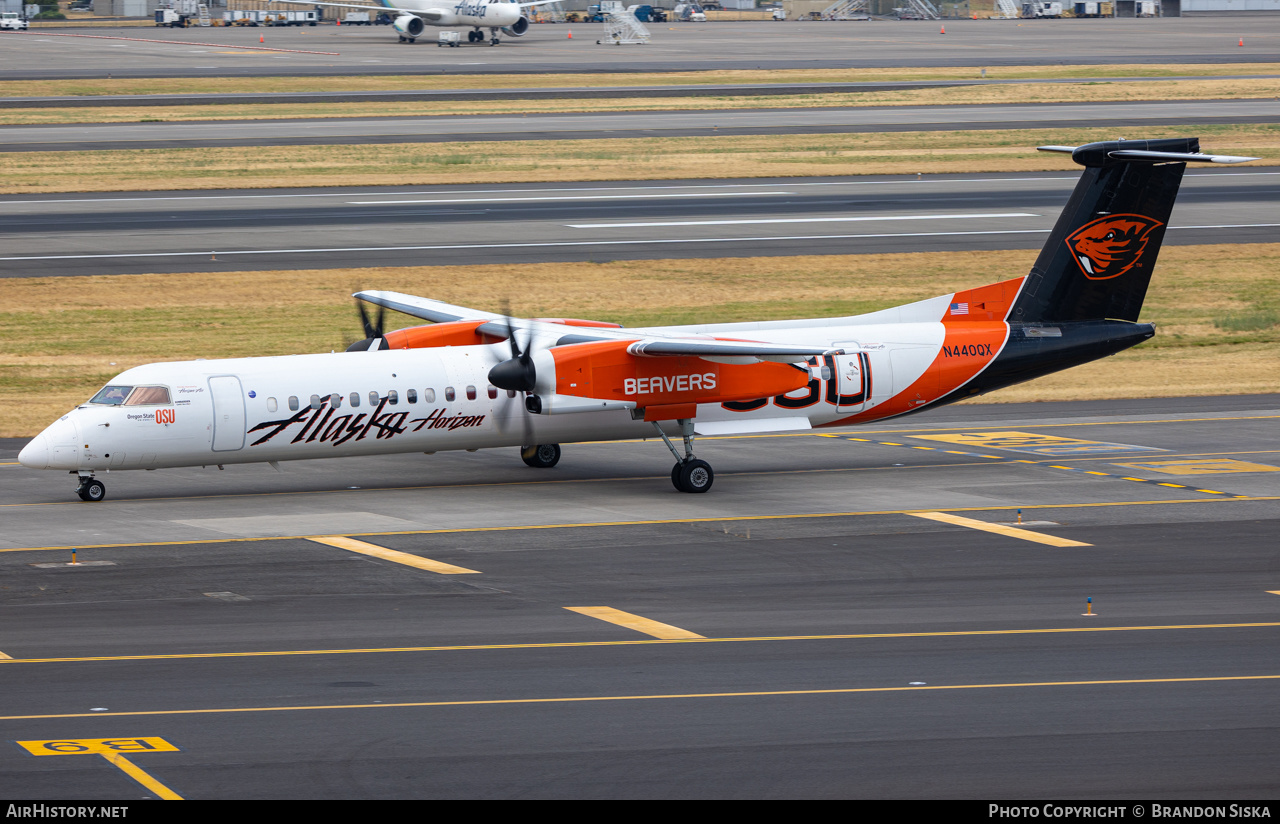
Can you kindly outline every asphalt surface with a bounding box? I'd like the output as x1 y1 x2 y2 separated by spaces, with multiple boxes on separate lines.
6 99 1278 152
5 18 1279 79
2 395 1280 798
3 169 1276 276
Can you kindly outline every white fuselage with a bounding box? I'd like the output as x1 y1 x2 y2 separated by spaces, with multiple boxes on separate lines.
387 0 523 28
20 317 955 474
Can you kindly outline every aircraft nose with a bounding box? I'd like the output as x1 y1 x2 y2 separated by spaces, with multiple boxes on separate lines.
18 434 49 469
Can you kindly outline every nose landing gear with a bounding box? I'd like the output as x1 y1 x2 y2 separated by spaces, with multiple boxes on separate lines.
75 474 106 502
653 419 714 493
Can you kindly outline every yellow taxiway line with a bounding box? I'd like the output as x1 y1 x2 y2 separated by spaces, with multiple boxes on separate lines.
2 673 1278 722
106 753 183 801
307 536 479 574
3 622 1276 665
565 607 705 640
911 511 1092 547
3 494 1279 554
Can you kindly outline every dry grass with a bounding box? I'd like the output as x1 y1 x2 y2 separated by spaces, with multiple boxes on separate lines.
4 62 1279 99
6 77 1280 125
2 124 1275 194
3 244 1277 435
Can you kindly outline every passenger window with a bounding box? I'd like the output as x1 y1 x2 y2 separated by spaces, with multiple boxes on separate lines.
289 396 299 412
445 387 456 402
124 386 171 406
488 386 498 400
424 388 436 403
407 389 417 404
267 397 278 413
369 391 379 406
350 392 360 408
388 390 398 405
310 394 322 410
331 393 342 410
90 385 133 405
466 385 477 401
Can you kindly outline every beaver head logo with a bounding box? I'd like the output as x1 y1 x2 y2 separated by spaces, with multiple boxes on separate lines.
1065 214 1163 281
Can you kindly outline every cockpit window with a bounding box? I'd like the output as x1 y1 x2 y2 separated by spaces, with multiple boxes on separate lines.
124 386 171 406
90 385 133 405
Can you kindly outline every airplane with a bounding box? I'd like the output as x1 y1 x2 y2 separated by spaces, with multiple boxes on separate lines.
19 137 1258 502
269 0 556 45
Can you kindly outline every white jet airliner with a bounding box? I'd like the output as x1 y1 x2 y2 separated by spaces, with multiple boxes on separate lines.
19 139 1256 501
272 0 554 44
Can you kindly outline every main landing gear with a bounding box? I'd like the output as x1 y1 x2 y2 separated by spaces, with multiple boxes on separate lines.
521 443 561 468
467 28 500 45
75 473 105 502
653 419 714 494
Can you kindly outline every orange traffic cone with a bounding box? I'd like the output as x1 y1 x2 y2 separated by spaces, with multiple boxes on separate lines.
567 29 573 38
336 18 341 25
259 33 264 43
1239 38 1244 46
940 25 945 33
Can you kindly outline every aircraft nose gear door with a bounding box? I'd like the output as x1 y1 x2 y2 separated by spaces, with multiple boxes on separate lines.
209 375 246 452
830 351 870 413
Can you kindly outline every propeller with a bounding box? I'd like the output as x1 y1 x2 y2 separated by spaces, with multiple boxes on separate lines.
346 296 390 352
487 305 538 393
487 303 541 448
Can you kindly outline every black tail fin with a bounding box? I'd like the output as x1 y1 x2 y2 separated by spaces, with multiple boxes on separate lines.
1011 137 1205 324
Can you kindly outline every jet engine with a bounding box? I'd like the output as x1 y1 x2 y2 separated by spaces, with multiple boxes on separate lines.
393 14 425 37
501 16 529 36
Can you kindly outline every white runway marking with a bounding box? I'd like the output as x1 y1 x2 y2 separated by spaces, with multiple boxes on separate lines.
0 171 1266 206
568 212 1039 228
2 224 1276 263
346 192 792 205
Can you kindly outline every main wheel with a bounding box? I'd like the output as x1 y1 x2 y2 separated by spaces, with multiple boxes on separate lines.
521 443 561 468
468 30 478 41
671 462 682 490
490 37 499 45
77 479 106 502
676 459 713 493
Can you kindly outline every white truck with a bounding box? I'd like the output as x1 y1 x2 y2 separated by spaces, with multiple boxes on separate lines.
1 11 29 29
1022 1 1062 16
343 11 372 24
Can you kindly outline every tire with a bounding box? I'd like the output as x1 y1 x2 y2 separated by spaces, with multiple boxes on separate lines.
676 459 713 493
78 479 106 502
521 443 561 468
671 462 683 491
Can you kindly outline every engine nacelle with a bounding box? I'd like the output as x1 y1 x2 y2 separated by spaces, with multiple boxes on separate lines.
393 14 425 37
501 16 529 36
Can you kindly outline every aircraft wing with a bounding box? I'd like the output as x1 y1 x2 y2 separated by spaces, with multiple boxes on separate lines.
627 338 835 362
353 290 505 324
269 0 436 16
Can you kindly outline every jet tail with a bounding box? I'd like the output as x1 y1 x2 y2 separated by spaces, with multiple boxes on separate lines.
1009 138 1257 324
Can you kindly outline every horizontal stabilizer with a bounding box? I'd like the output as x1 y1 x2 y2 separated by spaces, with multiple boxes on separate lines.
1036 144 1258 165
694 417 812 436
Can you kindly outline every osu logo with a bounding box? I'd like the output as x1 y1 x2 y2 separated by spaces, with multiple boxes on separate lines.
156 408 176 425
1065 214 1163 281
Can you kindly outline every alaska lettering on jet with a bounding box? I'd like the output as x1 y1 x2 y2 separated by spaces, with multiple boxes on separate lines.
247 395 428 448
454 1 488 17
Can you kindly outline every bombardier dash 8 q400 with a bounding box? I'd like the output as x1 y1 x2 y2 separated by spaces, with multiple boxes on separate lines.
20 138 1258 501
270 0 558 45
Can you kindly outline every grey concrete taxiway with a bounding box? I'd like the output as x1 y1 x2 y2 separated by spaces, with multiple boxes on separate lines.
4 18 1280 80
2 395 1280 797
3 168 1276 276
5 98 1279 153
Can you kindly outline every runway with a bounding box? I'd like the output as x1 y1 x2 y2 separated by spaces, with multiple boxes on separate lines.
3 169 1277 276
2 394 1279 798
5 99 1279 152
5 18 1279 80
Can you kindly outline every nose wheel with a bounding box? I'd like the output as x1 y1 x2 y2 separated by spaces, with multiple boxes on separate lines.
76 477 106 502
654 419 714 493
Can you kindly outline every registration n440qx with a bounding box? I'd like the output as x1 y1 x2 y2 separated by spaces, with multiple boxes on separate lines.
19 139 1256 501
